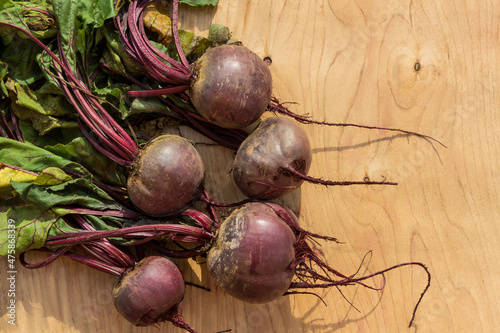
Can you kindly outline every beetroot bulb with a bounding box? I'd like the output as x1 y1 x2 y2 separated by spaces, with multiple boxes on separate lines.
113 256 194 330
120 0 272 129
189 44 273 129
206 202 431 327
232 116 396 200
207 202 296 303
232 116 312 199
127 134 205 216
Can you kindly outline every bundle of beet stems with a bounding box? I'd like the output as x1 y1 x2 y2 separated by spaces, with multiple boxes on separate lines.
0 0 443 331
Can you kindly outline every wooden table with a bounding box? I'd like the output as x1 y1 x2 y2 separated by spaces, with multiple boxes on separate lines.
2 0 499 332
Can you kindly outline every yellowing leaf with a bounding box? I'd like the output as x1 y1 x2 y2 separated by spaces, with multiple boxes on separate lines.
0 164 37 198
143 1 180 46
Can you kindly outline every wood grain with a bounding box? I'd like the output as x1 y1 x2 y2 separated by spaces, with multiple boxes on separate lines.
2 0 500 332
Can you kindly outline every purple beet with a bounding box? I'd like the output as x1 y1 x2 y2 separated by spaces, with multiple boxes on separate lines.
206 202 431 328
207 202 296 303
189 44 273 129
232 116 312 199
127 134 205 216
113 256 194 330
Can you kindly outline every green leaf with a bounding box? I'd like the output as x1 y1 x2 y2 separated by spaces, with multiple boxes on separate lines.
0 137 88 178
45 137 127 186
0 1 31 45
51 0 78 69
0 60 8 97
5 78 78 135
10 177 120 212
0 36 44 85
179 0 219 6
0 203 61 256
18 119 81 148
14 118 127 187
32 167 72 186
51 0 117 71
76 0 116 29
102 21 145 76
21 5 58 40
0 138 122 207
176 29 214 62
125 97 171 119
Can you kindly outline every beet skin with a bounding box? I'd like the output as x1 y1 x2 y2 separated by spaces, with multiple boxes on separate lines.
207 202 296 303
232 116 312 199
189 44 273 129
113 256 185 326
127 134 205 216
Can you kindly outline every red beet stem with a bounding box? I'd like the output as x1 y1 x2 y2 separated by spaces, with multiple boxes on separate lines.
127 85 190 97
180 209 214 232
172 0 189 69
20 247 126 276
0 22 141 165
45 224 214 247
71 215 137 268
119 0 190 85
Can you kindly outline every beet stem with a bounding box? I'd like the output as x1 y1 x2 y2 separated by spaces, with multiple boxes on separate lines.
127 85 189 97
71 215 137 268
45 224 214 247
171 0 190 69
20 248 125 276
180 209 214 231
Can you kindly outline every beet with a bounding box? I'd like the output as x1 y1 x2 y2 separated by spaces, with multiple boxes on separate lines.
206 202 431 328
127 134 205 216
189 44 273 129
113 256 187 327
232 116 312 199
207 202 296 303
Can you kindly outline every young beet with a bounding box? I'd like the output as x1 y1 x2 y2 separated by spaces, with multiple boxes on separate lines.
119 0 446 147
120 0 272 129
207 202 431 327
20 213 215 332
189 44 273 129
232 116 396 199
127 135 205 216
113 256 191 329
232 116 312 199
207 202 296 302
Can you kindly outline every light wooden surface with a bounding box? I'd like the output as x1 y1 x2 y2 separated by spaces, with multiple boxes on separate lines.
2 0 500 332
